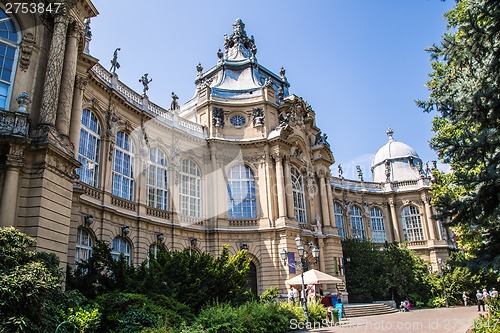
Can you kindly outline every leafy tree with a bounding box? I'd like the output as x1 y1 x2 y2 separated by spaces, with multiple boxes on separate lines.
416 0 500 270
0 227 63 332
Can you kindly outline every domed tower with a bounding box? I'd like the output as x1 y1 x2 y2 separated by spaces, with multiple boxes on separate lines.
371 127 423 183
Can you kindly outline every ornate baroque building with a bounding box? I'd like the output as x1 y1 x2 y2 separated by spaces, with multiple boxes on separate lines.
0 0 452 297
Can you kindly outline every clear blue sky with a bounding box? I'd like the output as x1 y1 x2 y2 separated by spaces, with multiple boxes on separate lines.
89 0 454 180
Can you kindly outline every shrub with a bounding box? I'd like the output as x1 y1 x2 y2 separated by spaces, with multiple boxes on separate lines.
259 286 280 303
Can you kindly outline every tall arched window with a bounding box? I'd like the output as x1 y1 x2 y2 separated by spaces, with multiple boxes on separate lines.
111 236 131 264
0 9 19 110
147 148 168 210
112 132 134 200
75 228 93 264
350 205 365 239
227 165 256 219
291 166 307 223
370 207 386 243
180 159 201 217
334 202 345 239
77 109 100 187
401 205 424 241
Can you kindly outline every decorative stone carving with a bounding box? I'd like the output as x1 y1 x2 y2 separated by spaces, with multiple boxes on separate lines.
306 170 317 197
338 164 343 178
223 19 257 60
385 159 391 182
196 63 203 76
16 92 31 113
75 76 88 91
314 131 329 147
106 106 119 161
110 48 121 74
277 87 284 105
212 107 224 128
252 107 264 127
280 67 286 81
20 33 35 72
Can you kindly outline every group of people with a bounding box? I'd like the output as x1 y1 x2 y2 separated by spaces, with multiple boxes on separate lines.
399 299 411 312
472 287 498 312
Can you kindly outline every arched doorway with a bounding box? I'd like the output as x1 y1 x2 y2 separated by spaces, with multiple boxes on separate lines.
246 261 258 295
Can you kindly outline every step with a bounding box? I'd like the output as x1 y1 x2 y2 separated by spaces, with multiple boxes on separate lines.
342 303 398 318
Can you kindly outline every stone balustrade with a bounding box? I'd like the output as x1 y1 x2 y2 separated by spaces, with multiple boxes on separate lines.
0 110 29 137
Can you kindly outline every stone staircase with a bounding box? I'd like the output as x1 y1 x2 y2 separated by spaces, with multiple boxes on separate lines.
342 303 398 318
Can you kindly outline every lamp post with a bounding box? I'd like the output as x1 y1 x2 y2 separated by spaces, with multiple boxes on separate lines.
280 235 320 323
437 258 450 308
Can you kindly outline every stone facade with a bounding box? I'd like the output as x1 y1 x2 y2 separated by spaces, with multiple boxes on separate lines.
0 2 452 298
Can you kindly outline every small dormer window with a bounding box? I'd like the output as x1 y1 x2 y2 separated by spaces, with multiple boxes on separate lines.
230 115 246 127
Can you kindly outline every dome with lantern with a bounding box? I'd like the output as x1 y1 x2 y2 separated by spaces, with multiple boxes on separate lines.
371 127 423 183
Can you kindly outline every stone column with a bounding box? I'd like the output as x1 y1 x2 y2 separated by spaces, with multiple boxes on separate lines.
389 197 401 242
56 22 81 136
39 14 69 126
325 173 336 229
283 159 295 218
422 193 437 240
273 155 286 218
0 145 24 227
69 76 88 158
318 172 331 228
382 202 394 242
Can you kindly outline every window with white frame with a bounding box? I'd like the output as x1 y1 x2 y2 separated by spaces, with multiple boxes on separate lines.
401 205 425 241
75 228 93 264
111 236 131 264
350 205 365 239
148 243 161 261
0 9 19 110
227 165 256 219
147 148 168 210
291 166 307 223
112 132 134 200
334 202 345 239
180 159 201 217
370 207 386 243
77 109 100 187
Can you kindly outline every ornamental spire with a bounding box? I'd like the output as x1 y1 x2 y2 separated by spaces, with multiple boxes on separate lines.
222 18 257 61
386 126 394 141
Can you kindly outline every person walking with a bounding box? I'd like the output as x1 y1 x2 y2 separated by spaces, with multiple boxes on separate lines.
476 289 485 311
292 286 299 305
462 291 470 306
491 287 498 299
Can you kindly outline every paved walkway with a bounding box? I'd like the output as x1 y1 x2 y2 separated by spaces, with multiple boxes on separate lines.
294 306 483 333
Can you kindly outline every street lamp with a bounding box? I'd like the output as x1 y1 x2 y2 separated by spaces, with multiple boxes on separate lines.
281 236 320 323
437 258 450 308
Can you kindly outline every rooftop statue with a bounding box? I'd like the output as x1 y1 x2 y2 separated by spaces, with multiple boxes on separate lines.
139 73 152 96
170 92 179 111
110 48 121 74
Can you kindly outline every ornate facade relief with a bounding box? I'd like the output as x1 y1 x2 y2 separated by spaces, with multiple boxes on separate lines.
19 33 35 72
212 107 224 128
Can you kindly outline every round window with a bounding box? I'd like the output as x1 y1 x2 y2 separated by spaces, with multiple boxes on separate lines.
230 115 246 127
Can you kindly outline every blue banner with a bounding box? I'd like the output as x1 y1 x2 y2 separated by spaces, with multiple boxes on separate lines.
288 252 296 274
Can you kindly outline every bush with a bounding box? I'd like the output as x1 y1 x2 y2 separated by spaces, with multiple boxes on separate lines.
472 298 500 333
427 296 447 308
259 286 280 303
176 301 297 333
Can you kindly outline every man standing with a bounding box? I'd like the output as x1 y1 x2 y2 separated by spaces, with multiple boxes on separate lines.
476 290 485 311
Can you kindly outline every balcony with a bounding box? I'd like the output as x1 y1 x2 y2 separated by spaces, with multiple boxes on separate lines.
0 109 29 138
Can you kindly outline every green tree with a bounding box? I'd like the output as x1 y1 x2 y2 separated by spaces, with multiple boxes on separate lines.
416 0 500 270
0 227 63 332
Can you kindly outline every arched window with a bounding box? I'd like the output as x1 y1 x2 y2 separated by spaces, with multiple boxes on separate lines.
75 228 92 264
111 236 131 264
0 9 19 110
334 202 345 239
350 205 365 239
370 207 386 243
148 243 164 261
291 166 307 223
112 132 134 200
77 109 100 187
401 205 424 241
147 148 168 210
179 159 201 217
227 165 256 219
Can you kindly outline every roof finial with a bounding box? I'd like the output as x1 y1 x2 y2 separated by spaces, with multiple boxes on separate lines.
386 126 394 141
